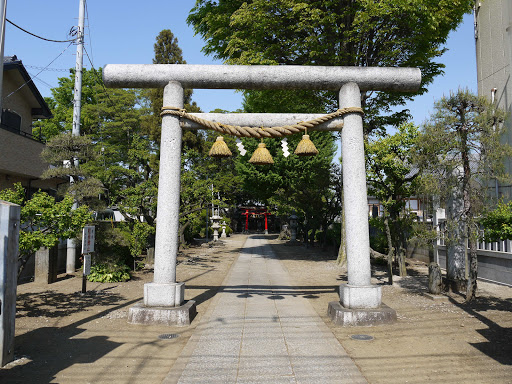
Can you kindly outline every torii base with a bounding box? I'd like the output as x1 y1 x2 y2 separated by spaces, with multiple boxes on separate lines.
328 301 396 326
128 300 197 326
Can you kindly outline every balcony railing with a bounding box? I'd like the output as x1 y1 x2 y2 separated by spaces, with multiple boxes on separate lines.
0 123 45 143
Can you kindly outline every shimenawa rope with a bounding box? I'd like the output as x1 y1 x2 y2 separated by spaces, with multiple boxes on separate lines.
160 107 363 139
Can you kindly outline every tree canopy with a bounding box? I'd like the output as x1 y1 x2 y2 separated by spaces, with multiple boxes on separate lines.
0 183 91 277
188 0 473 133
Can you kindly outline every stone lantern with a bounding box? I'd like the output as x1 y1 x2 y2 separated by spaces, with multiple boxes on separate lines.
211 210 222 241
289 213 298 242
221 221 227 238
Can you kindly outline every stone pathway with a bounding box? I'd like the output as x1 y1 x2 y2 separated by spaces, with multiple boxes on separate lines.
165 235 367 384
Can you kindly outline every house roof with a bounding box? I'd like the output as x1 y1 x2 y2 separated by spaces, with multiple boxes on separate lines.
3 55 52 119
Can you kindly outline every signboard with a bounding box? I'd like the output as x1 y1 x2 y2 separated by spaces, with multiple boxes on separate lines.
82 225 95 254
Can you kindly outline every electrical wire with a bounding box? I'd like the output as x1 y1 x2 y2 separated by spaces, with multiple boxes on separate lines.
27 73 54 89
84 0 95 68
3 42 74 101
6 18 76 43
25 65 70 73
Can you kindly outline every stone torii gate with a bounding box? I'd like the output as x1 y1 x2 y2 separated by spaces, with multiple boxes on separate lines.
103 64 421 326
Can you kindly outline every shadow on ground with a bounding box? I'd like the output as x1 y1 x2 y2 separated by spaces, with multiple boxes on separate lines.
16 288 125 318
450 295 512 365
1 298 140 384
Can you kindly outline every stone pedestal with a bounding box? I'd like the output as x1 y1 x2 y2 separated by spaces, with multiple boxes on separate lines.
328 301 396 326
428 262 443 294
339 284 382 309
128 300 196 326
146 247 155 264
35 246 58 284
144 282 184 307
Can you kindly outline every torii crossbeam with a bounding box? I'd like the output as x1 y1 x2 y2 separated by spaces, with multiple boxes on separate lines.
103 64 421 326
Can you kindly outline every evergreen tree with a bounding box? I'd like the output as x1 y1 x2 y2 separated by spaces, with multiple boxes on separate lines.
366 123 420 282
236 90 339 245
143 29 201 145
415 89 511 301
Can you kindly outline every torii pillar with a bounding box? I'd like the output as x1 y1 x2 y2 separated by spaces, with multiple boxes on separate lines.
103 64 421 326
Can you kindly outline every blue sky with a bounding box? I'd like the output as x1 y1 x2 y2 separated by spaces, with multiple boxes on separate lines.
5 1 476 124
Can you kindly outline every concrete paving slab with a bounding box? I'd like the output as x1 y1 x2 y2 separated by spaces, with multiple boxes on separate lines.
165 235 367 384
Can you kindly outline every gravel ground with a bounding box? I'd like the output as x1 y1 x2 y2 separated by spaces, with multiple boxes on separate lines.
267 237 512 384
1 234 511 384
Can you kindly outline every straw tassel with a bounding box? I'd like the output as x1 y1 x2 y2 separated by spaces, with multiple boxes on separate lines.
249 141 274 165
209 136 232 158
294 129 319 156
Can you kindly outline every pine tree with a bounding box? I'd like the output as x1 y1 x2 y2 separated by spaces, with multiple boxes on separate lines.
143 29 201 144
416 89 511 301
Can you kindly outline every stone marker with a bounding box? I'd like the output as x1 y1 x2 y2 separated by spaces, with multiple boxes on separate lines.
0 200 20 366
428 262 443 295
35 246 58 284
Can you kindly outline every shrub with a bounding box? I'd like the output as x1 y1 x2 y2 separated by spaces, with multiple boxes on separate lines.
87 263 131 282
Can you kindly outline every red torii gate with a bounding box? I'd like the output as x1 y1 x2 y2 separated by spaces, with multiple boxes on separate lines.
240 207 270 234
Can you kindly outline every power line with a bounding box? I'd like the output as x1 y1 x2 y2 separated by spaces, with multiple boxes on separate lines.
27 73 54 89
84 0 95 68
25 64 70 73
6 18 76 43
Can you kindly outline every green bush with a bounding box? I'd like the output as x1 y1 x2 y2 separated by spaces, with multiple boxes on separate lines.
369 217 387 254
94 222 133 267
87 263 131 283
326 223 342 247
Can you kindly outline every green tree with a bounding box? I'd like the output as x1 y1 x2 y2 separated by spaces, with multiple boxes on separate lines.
481 201 512 242
180 128 245 244
36 67 157 257
41 132 104 209
188 0 473 133
235 90 338 245
0 183 91 277
415 89 511 301
33 68 105 140
366 123 420 282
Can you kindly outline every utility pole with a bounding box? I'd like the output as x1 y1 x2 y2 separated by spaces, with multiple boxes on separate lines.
66 0 85 274
0 0 8 123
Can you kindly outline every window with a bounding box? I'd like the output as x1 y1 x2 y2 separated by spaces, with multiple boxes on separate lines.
1 109 22 133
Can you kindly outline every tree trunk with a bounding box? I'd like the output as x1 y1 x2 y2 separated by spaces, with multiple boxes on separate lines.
465 236 478 301
17 253 34 279
461 119 476 301
337 202 347 266
397 246 407 277
384 216 394 285
304 221 309 248
178 221 191 248
446 186 467 292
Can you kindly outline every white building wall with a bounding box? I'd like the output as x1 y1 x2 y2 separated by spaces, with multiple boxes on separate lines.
475 0 512 199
